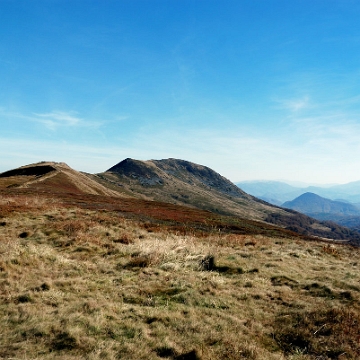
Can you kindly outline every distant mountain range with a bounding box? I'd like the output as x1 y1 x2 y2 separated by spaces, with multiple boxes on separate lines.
283 192 360 216
1 158 360 244
236 180 360 205
282 192 360 231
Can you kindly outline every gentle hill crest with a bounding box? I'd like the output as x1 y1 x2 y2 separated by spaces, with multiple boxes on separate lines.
0 161 122 197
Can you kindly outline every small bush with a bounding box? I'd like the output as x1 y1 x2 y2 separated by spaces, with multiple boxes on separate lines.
16 294 32 303
113 234 133 244
199 255 215 271
33 283 50 292
19 231 29 238
123 255 151 269
155 346 176 358
199 255 244 274
51 331 78 351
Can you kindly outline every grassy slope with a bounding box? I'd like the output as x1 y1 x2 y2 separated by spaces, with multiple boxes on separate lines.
1 193 360 359
98 160 360 244
0 162 123 198
99 158 289 221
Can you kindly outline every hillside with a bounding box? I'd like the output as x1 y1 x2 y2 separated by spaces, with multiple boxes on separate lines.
98 158 360 244
0 161 314 242
102 158 256 214
100 158 286 220
0 161 122 197
1 160 360 243
1 162 360 358
1 190 360 359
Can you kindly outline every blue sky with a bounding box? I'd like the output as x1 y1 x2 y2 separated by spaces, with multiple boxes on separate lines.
1 0 360 184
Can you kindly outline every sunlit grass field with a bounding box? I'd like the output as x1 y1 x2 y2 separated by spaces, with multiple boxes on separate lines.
1 194 360 359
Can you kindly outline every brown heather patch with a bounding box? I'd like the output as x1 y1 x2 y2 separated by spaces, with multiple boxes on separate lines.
1 193 360 359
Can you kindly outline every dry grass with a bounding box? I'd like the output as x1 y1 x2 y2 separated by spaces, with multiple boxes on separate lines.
1 194 360 359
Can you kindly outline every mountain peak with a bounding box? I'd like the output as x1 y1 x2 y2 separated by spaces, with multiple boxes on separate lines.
297 192 322 200
107 157 248 199
283 192 360 216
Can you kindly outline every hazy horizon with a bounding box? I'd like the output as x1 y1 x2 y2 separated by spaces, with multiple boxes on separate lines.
2 1 360 184
235 179 342 187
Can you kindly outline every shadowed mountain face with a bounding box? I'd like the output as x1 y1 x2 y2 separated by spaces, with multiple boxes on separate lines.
108 158 249 197
0 165 56 178
101 158 360 244
105 158 276 219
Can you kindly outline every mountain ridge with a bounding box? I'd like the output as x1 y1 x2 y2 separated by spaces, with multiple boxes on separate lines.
104 158 287 220
1 158 360 244
100 158 360 243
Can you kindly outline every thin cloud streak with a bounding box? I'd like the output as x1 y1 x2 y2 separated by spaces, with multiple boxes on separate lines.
275 96 311 112
33 111 81 129
0 108 103 131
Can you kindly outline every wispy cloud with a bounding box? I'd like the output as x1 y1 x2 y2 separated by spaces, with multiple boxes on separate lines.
274 95 311 112
33 111 81 130
0 108 103 131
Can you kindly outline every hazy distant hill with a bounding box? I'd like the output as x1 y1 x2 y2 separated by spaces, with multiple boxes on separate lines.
282 192 360 232
236 180 302 204
237 180 360 204
283 192 360 216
